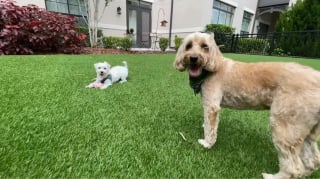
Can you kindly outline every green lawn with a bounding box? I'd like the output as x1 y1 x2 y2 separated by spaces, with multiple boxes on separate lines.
0 54 319 178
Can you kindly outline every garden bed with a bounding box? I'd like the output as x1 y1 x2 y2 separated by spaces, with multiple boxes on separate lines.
83 47 175 54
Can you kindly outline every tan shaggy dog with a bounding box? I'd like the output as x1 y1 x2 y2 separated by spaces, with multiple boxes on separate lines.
174 32 320 179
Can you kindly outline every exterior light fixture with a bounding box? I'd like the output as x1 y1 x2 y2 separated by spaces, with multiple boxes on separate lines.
160 20 168 27
117 7 121 15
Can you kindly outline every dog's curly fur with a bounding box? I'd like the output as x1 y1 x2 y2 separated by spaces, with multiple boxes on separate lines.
174 32 320 179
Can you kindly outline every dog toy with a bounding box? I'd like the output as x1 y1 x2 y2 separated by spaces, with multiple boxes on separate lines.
92 82 104 88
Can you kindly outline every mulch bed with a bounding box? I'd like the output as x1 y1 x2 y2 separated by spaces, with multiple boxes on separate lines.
83 47 175 54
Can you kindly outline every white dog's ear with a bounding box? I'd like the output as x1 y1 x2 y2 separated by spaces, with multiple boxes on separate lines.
103 62 111 69
173 39 187 71
205 33 223 72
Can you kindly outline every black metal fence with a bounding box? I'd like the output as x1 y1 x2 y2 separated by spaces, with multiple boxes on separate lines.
216 30 320 58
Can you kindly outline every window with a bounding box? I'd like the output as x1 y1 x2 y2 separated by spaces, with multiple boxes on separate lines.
45 0 87 26
211 0 235 26
241 11 253 34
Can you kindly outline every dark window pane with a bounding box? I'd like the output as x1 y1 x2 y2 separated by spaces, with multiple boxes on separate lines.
212 0 234 26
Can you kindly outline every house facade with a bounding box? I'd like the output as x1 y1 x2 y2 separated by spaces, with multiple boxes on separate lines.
16 0 298 48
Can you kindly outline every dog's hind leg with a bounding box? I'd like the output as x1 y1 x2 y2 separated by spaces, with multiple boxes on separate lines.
119 78 127 83
300 121 320 176
262 111 315 179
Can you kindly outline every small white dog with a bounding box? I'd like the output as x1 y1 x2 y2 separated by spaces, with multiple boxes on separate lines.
86 61 128 89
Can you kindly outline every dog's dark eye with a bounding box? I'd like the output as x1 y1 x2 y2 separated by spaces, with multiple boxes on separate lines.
201 44 209 50
104 67 106 70
98 67 101 69
186 43 192 50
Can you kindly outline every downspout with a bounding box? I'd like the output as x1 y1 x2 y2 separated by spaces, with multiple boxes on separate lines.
168 0 174 48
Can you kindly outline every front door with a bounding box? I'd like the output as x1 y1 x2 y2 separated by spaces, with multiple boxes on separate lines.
258 23 269 34
127 0 151 48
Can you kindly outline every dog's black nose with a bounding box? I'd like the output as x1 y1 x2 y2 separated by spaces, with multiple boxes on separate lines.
190 55 198 63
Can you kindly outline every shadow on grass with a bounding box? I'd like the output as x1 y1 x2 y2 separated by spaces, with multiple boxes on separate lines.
176 108 279 178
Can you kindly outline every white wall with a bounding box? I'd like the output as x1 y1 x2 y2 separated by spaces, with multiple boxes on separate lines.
222 0 258 34
15 0 46 8
13 0 267 44
154 0 259 37
289 0 298 7
96 0 127 36
152 0 212 38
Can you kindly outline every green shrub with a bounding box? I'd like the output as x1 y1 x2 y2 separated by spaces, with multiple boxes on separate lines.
275 0 320 57
205 24 234 52
159 37 169 52
120 37 132 51
103 36 132 50
77 27 103 47
103 36 121 48
236 38 269 54
276 0 320 32
272 48 286 56
174 36 183 51
273 31 320 57
205 24 234 34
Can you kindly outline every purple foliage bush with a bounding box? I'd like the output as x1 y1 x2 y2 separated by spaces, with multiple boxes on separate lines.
0 0 86 54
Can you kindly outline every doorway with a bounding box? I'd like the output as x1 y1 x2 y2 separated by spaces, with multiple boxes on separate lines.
127 0 152 48
258 22 269 34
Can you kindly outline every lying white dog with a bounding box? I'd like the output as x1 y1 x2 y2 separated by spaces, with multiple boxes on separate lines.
86 61 128 89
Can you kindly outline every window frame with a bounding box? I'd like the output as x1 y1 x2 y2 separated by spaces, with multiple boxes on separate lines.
211 0 235 26
45 0 87 26
240 11 253 34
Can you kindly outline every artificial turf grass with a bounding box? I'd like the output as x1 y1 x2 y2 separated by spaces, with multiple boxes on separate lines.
0 54 319 178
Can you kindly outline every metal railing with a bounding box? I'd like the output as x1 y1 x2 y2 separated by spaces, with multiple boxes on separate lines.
216 30 320 58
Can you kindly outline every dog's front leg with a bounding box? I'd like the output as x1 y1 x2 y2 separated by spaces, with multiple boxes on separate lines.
86 82 96 88
100 84 111 89
198 104 221 149
100 80 112 90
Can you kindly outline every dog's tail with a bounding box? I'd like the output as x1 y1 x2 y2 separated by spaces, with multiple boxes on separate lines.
122 61 128 69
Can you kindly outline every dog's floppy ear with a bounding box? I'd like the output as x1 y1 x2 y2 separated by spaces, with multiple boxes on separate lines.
173 38 187 71
205 33 223 72
103 62 111 69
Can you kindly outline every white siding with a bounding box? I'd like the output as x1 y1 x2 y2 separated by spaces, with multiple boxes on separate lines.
222 0 258 34
12 0 300 45
153 0 212 36
95 0 127 36
15 0 46 8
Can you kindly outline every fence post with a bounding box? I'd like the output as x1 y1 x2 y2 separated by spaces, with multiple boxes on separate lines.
231 34 235 52
233 34 239 53
269 33 276 55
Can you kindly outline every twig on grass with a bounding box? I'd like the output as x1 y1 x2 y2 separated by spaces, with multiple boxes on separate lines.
178 132 187 141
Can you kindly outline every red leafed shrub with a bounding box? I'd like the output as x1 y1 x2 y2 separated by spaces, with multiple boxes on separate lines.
0 0 86 54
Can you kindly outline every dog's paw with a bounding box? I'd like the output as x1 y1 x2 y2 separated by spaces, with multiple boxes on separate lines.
198 139 213 149
262 173 275 179
100 86 108 90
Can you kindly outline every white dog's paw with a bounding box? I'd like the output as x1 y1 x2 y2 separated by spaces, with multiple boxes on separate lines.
198 139 213 148
100 85 109 90
262 173 276 179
